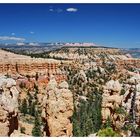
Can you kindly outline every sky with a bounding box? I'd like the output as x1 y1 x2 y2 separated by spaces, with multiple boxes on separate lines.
0 4 140 48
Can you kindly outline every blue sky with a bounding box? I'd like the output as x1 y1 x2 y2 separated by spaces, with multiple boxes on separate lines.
0 4 140 48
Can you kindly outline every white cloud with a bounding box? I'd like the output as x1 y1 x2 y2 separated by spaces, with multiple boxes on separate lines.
0 36 25 41
30 31 34 34
11 33 15 36
17 42 25 46
49 8 54 12
29 42 40 46
66 8 78 12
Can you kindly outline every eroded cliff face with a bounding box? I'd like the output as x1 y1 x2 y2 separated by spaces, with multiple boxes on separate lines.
41 75 74 137
102 80 124 130
0 76 19 136
102 74 140 136
0 49 60 76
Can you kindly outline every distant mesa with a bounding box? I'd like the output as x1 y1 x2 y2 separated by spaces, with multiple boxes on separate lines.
64 42 96 47
16 42 40 46
17 42 25 46
29 42 40 46
1 42 98 48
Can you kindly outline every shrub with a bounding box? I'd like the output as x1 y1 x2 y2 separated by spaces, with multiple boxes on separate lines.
115 107 126 115
120 88 125 95
97 127 120 137
20 127 26 134
20 99 28 115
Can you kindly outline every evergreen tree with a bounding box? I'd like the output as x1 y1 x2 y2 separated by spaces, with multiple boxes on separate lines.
30 102 36 117
103 117 112 128
72 108 81 136
72 91 102 136
32 109 42 136
34 84 38 100
21 99 28 115
27 91 33 106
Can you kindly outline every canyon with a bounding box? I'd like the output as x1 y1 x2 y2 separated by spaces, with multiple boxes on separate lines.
0 49 73 137
0 46 140 137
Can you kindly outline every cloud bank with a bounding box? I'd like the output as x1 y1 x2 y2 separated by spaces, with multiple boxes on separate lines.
49 7 78 13
0 36 25 41
66 8 78 12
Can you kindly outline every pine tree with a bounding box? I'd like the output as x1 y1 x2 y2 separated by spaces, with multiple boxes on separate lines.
30 102 36 116
72 88 102 136
32 109 42 136
34 84 38 100
72 110 81 136
21 99 28 115
103 117 112 128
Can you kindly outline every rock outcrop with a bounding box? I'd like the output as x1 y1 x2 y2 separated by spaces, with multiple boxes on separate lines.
49 47 121 60
102 80 125 131
102 74 140 136
41 75 73 137
10 130 29 137
123 75 140 126
0 49 60 76
0 76 19 136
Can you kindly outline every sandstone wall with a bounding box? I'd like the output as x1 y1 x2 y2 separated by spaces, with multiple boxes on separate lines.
0 49 61 76
102 75 140 136
116 59 140 68
0 62 59 76
41 75 74 137
0 76 19 136
102 80 124 130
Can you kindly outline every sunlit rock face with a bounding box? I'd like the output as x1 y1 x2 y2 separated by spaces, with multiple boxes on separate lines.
0 76 19 136
124 75 140 125
102 80 125 130
102 74 140 136
0 49 61 76
41 75 74 137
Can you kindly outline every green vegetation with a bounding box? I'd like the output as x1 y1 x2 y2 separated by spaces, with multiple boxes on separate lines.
120 88 125 95
32 109 42 136
97 127 120 137
102 117 112 128
67 65 103 136
19 84 43 136
61 56 123 136
20 127 26 134
72 97 102 137
20 99 28 115
32 84 42 136
97 117 120 137
115 107 126 115
135 127 140 136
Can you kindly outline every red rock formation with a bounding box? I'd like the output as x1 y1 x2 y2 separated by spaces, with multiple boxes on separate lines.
41 75 74 137
116 59 140 69
0 76 19 136
0 62 60 76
